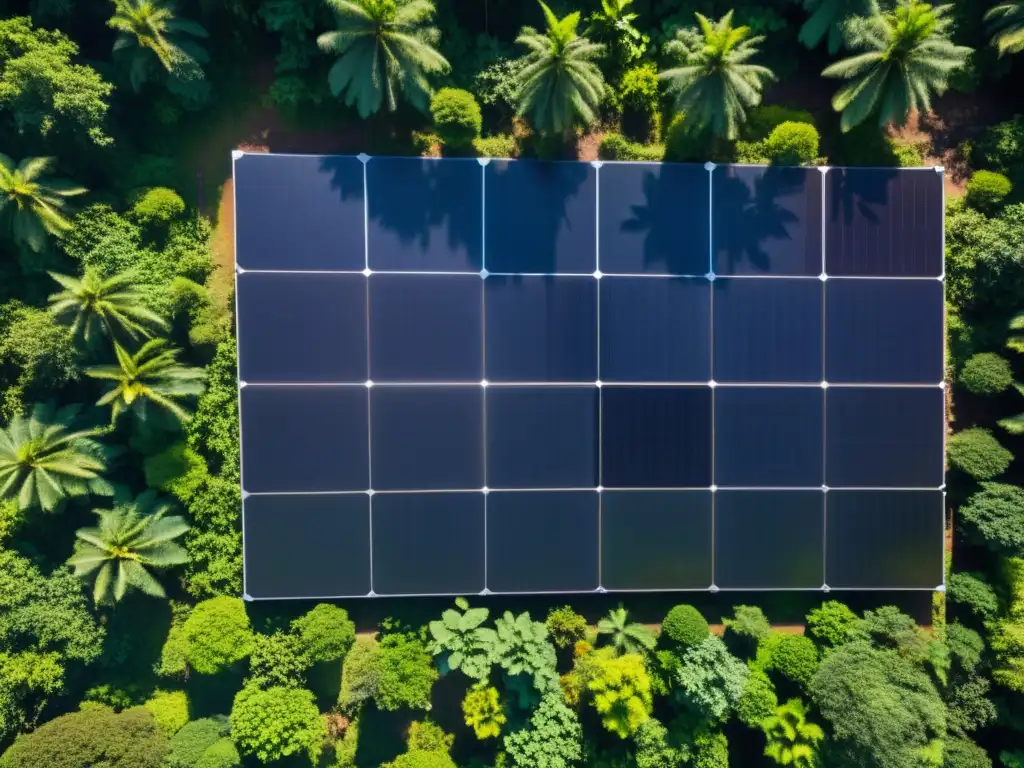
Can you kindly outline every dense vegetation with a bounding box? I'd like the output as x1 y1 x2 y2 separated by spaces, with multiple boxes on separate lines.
1 0 1024 765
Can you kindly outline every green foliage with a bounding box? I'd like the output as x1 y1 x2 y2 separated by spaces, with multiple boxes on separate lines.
948 428 1013 480
247 631 309 689
990 558 1024 693
960 353 1014 395
849 606 949 680
799 0 875 53
292 604 355 664
0 650 63 740
427 597 491 680
945 672 996 737
388 752 457 768
131 188 185 226
194 738 240 768
762 122 820 165
596 607 656 656
407 719 454 753
960 482 1024 555
165 716 231 768
48 269 169 347
944 737 993 768
0 154 86 253
503 691 582 768
376 631 438 711
0 302 78 420
513 2 607 135
986 2 1024 56
633 717 689 768
967 171 1014 215
972 117 1024 183
597 133 664 161
723 605 772 657
948 623 985 673
585 0 648 72
473 134 517 158
587 653 653 738
229 684 325 765
142 689 189 736
618 63 660 142
182 597 253 675
675 636 750 723
945 203 1024 318
661 605 710 650
430 88 482 150
806 601 858 649
761 698 824 768
948 571 1000 623
338 636 379 713
546 605 588 650
0 706 167 768
143 442 200 491
463 685 506 739
108 0 209 92
693 729 729 768
736 668 778 727
756 634 820 688
489 611 558 707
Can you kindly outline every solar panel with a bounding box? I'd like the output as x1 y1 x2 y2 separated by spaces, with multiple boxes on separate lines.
235 153 945 598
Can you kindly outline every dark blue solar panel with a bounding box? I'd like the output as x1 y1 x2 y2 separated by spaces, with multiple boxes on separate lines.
234 153 365 271
600 277 710 382
602 387 711 488
826 279 943 384
826 490 943 588
241 387 368 493
486 387 598 488
713 278 823 382
715 388 823 487
485 276 596 381
372 493 485 594
487 491 598 592
713 166 822 276
367 157 482 272
826 168 943 276
244 494 371 598
714 491 823 588
826 388 944 487
238 273 366 383
601 490 712 590
369 274 482 381
485 160 596 273
370 387 482 491
599 163 708 275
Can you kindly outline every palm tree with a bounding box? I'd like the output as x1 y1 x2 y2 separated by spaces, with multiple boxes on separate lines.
85 339 205 423
762 699 825 768
108 0 210 91
68 492 188 604
596 606 656 656
0 403 112 512
317 0 450 118
48 269 169 346
0 155 86 253
821 1 972 132
798 0 875 53
585 0 647 69
658 12 775 140
514 1 607 137
986 1 1024 56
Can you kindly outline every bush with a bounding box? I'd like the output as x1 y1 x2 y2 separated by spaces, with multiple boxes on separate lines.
960 353 1014 395
195 738 240 768
972 116 1024 182
743 105 815 141
967 171 1013 215
948 572 1000 623
143 689 189 736
247 631 309 689
948 428 1013 480
407 720 454 753
890 139 925 168
806 602 858 649
735 668 778 727
132 187 185 226
661 605 709 649
182 597 254 675
757 634 819 688
292 604 355 663
762 122 819 165
229 685 326 764
339 636 379 713
166 717 231 768
722 606 771 657
430 88 482 151
944 737 993 768
959 482 1024 555
375 632 438 711
598 133 664 161
693 729 729 768
503 691 582 768
473 134 517 158
389 752 457 768
546 606 588 650
619 63 661 142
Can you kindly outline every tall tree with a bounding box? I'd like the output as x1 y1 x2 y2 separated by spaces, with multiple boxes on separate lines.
68 492 188 604
85 339 205 423
986 1 1024 56
659 11 775 140
0 402 111 512
596 606 656 656
0 155 86 252
48 269 169 346
761 699 825 768
514 1 607 135
317 0 450 118
821 0 972 132
799 0 875 53
107 0 210 91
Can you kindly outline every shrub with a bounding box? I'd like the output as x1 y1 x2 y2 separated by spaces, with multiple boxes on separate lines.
430 88 482 151
890 139 925 168
292 604 355 663
693 728 729 768
743 105 815 141
598 133 664 161
736 668 778 727
339 636 379 713
967 170 1013 215
375 632 437 711
143 689 189 736
757 634 819 688
546 606 588 650
948 428 1013 480
762 122 819 165
661 605 709 649
587 653 653 738
144 442 202 491
944 737 993 768
132 187 185 226
664 114 712 162
948 571 1000 623
473 134 517 158
182 597 254 675
229 685 326 764
972 116 1024 182
675 637 749 723
959 482 1024 555
195 738 240 768
166 716 231 768
388 752 457 768
960 353 1013 395
503 691 582 768
407 720 454 753
619 63 661 142
247 631 309 689
463 686 506 739
806 601 858 649
722 606 771 657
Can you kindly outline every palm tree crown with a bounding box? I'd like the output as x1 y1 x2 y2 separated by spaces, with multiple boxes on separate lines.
822 0 972 132
85 339 206 424
317 0 450 118
799 0 876 54
68 492 188 604
596 606 656 656
761 698 825 768
0 403 112 512
514 1 607 136
659 11 775 140
986 1 1024 56
0 155 86 252
108 0 210 91
48 269 169 346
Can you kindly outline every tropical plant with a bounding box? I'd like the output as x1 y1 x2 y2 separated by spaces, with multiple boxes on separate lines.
761 699 825 767
0 155 86 252
462 685 506 739
85 339 205 423
659 11 775 140
488 611 559 708
48 269 168 346
503 691 583 768
546 606 588 649
68 492 188 604
427 597 492 681
584 0 648 68
107 0 210 91
596 606 656 656
0 403 111 512
317 0 449 118
587 652 654 738
799 0 875 53
986 1 1024 56
513 1 607 135
821 0 972 132
376 631 438 711
675 636 750 722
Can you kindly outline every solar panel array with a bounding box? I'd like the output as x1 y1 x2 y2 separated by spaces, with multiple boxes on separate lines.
233 153 946 599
